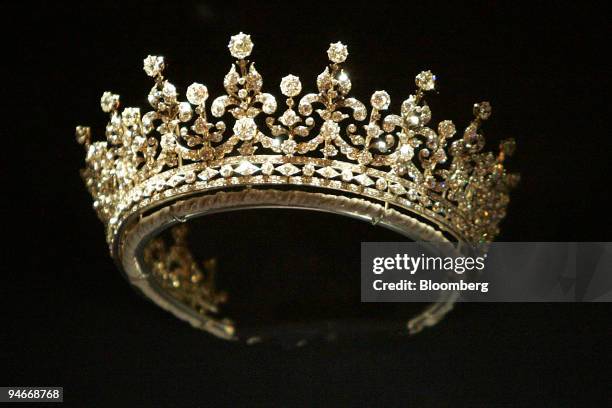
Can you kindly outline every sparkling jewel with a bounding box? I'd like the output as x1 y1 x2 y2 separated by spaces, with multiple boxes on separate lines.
322 144 338 157
398 144 414 161
228 32 254 59
415 71 436 91
438 120 456 138
193 117 210 134
258 93 277 114
365 123 382 139
233 117 257 141
327 42 348 63
162 81 177 99
358 151 373 165
211 97 227 117
375 178 388 191
75 126 90 145
336 71 351 94
302 164 315 176
276 163 300 176
316 166 340 179
235 161 259 176
432 149 447 163
390 183 407 195
353 174 374 187
142 111 156 133
100 92 119 113
184 171 196 183
281 139 297 155
198 168 219 181
186 83 209 105
143 55 164 77
341 169 353 182
167 174 185 187
320 120 340 139
279 109 300 127
261 161 274 175
121 108 140 127
473 101 492 120
370 91 390 110
178 102 192 122
280 75 302 97
220 164 233 177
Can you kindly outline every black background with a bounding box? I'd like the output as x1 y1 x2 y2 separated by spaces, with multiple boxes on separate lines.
3 1 611 406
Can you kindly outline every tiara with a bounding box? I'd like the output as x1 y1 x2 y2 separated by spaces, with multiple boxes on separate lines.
76 33 518 341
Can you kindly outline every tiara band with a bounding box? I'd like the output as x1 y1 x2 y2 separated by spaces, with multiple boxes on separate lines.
76 33 518 341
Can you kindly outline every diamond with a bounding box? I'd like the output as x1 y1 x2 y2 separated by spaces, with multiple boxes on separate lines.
142 111 156 133
238 142 256 156
357 151 373 165
322 144 338 157
327 42 348 63
235 161 259 176
233 117 257 141
438 120 456 138
316 166 340 179
280 75 302 97
178 102 192 122
143 55 164 77
259 93 277 114
375 178 388 191
220 164 233 177
281 139 297 155
75 126 91 145
184 171 196 183
162 81 177 99
432 149 447 163
186 83 209 105
320 120 340 139
198 168 219 181
341 169 353 182
365 123 382 139
122 107 140 127
100 92 120 113
415 70 436 91
193 117 210 134
398 144 414 161
473 101 492 120
228 32 254 59
279 109 300 127
211 96 227 117
354 174 374 187
166 174 185 187
390 183 407 195
302 164 315 176
336 71 351 94
370 91 390 110
276 163 300 176
261 161 274 175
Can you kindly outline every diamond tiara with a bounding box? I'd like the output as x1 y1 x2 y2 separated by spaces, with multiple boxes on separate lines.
76 32 519 251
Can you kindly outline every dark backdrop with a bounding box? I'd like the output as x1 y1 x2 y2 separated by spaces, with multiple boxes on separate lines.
3 1 610 406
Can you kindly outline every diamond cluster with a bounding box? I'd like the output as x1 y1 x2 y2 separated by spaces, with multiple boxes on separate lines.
76 33 518 249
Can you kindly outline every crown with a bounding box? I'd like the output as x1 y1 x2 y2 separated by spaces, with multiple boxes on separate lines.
76 32 518 251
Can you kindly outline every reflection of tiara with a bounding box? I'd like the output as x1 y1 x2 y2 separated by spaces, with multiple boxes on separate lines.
76 33 519 341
